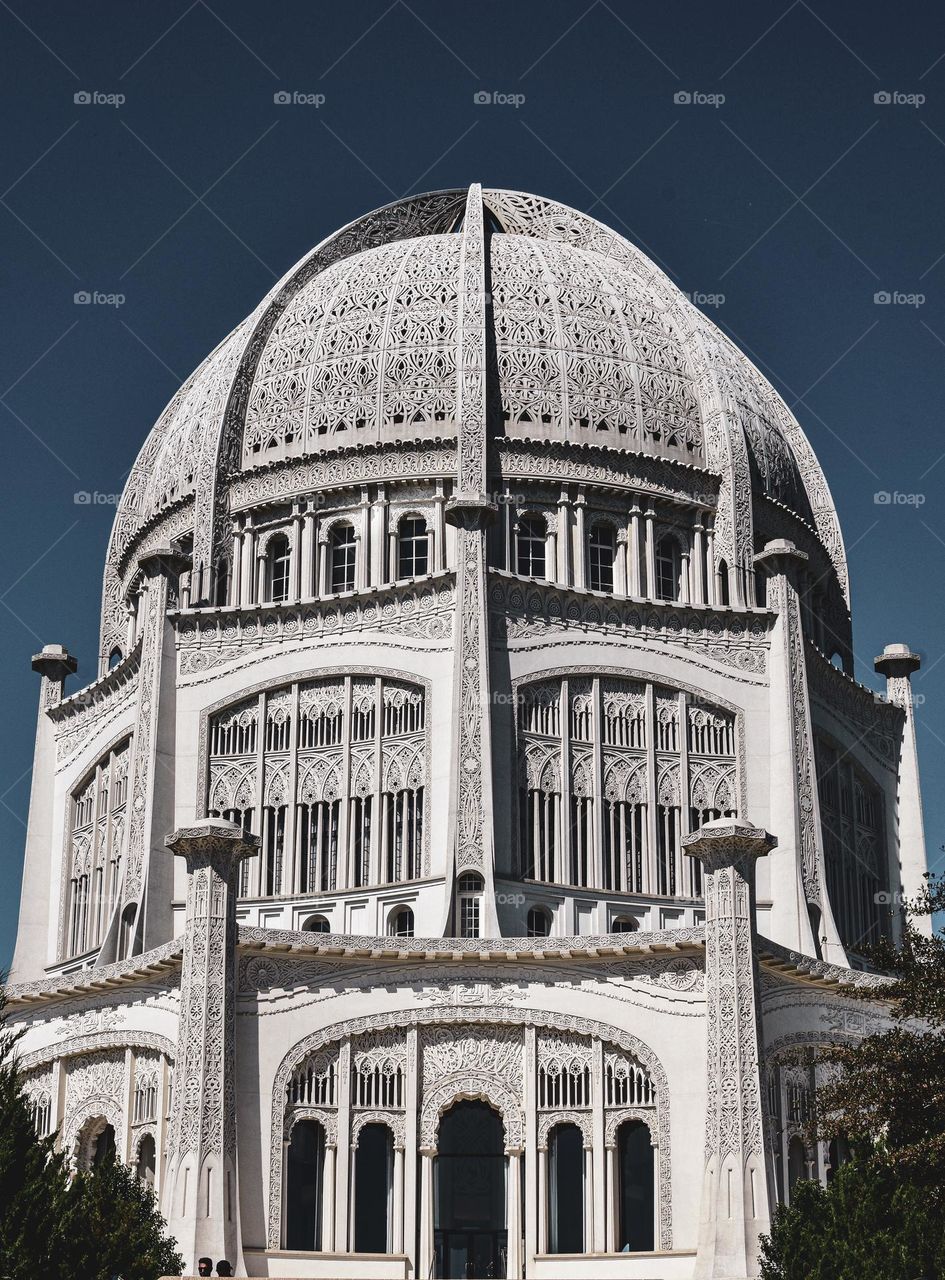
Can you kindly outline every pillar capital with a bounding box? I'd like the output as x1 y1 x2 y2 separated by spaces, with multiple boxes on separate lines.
874 641 921 680
444 492 498 529
138 545 192 580
31 642 78 682
166 817 259 864
753 538 808 588
682 820 776 875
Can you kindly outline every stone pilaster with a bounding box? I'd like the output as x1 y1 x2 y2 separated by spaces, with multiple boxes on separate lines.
163 819 259 1274
874 643 928 938
10 645 78 982
110 547 190 961
683 820 775 1280
754 539 843 962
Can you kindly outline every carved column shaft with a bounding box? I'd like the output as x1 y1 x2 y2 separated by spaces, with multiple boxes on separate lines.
164 819 259 1273
683 821 775 1280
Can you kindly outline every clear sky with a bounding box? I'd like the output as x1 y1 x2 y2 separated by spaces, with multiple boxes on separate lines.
2 0 944 969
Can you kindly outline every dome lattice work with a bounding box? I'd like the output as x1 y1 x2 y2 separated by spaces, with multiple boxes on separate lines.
100 187 847 666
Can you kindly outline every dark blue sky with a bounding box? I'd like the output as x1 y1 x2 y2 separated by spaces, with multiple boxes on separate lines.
2 0 945 968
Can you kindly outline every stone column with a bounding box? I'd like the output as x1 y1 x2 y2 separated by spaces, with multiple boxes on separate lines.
322 1143 336 1251
10 645 78 981
537 1147 548 1254
682 820 775 1280
874 643 928 938
392 1143 405 1252
507 1149 523 1279
163 819 259 1275
419 1148 435 1279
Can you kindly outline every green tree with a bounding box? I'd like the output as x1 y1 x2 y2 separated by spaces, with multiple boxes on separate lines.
0 986 182 1280
760 1161 945 1280
67 1154 183 1280
760 874 945 1278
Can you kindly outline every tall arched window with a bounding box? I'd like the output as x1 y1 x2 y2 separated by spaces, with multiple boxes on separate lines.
267 533 291 603
516 514 547 579
354 1124 393 1252
617 1120 654 1251
787 1135 808 1199
655 535 681 601
587 523 616 592
388 906 414 938
397 516 429 578
285 1119 325 1250
301 914 331 933
329 524 356 593
549 1123 585 1253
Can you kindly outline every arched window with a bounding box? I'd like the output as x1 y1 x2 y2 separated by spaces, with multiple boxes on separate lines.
119 903 136 961
716 558 730 607
267 533 291 603
612 915 639 934
388 906 414 938
108 647 123 670
827 1136 851 1182
549 1123 585 1253
286 1118 325 1250
526 905 551 937
398 516 429 578
92 1123 116 1168
329 524 356 593
587 523 616 592
617 1120 654 1251
457 872 483 939
354 1123 393 1252
516 514 547 579
301 914 331 934
655 535 681 601
135 1134 156 1186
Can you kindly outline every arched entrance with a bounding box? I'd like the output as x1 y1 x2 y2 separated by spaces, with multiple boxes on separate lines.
435 1101 507 1279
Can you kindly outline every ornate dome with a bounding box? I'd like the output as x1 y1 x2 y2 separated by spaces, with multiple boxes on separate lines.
101 186 847 661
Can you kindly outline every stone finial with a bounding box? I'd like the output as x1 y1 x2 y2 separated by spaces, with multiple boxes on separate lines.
874 642 921 679
31 643 77 682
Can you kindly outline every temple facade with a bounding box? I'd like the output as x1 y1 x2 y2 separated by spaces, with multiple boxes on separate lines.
6 186 925 1279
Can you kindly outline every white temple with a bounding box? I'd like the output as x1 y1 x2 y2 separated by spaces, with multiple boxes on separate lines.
6 185 927 1279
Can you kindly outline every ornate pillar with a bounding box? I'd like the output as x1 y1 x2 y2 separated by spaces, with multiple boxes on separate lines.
163 818 260 1274
10 644 77 981
682 820 775 1280
644 504 656 598
605 1145 617 1252
754 539 843 961
874 643 928 938
444 183 499 931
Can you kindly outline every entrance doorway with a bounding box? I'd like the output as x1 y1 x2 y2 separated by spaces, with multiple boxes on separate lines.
435 1101 507 1278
